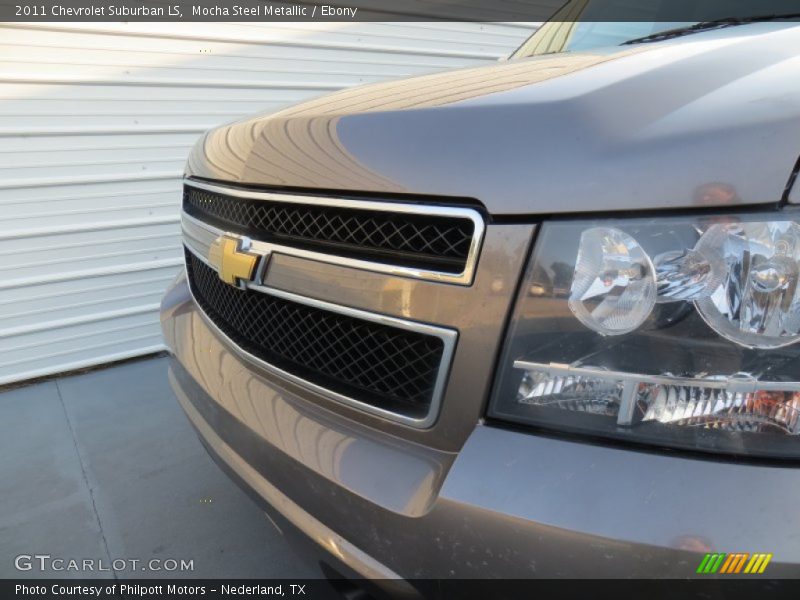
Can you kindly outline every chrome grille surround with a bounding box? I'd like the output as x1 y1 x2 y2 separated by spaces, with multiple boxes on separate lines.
182 246 458 428
183 178 485 285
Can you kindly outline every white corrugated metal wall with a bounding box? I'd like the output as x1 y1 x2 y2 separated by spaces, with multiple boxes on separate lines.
0 22 536 385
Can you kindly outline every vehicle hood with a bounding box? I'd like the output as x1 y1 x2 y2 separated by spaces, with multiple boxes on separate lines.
187 23 800 215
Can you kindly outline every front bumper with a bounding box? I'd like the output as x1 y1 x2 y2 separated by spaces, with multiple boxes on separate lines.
162 273 800 581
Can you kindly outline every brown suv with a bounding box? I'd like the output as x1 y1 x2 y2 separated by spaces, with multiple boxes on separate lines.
161 15 800 588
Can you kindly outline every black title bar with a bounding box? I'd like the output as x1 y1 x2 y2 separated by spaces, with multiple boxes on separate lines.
3 0 800 22
3 579 799 600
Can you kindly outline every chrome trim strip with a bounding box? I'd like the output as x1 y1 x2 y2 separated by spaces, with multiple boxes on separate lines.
184 244 458 429
184 178 485 285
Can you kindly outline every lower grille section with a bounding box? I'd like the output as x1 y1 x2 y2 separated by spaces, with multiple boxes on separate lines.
186 250 447 419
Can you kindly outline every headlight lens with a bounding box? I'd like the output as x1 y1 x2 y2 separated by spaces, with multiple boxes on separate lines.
568 227 656 335
490 213 800 458
694 221 800 348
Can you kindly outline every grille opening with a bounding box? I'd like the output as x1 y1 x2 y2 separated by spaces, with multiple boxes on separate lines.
183 184 476 274
185 250 446 418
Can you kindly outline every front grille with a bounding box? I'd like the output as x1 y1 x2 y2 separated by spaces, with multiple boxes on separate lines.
183 183 477 274
186 251 447 418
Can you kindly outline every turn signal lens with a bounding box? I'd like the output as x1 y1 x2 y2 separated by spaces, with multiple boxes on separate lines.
516 362 800 434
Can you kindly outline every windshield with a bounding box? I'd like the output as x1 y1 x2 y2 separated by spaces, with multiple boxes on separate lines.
511 0 799 58
513 21 695 57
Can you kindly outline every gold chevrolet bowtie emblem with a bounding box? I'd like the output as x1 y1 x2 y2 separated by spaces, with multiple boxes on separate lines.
208 234 259 288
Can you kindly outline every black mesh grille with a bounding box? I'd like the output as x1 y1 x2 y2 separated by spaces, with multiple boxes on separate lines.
186 251 446 417
183 184 476 273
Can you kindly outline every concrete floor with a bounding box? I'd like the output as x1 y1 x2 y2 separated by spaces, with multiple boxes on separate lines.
0 356 321 579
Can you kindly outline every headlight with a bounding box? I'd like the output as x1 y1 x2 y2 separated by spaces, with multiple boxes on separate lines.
489 213 800 458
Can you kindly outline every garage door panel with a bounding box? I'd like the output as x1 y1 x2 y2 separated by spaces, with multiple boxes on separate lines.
0 158 187 183
0 22 534 385
0 315 165 385
0 202 179 231
0 144 190 165
0 268 178 333
0 133 200 153
0 226 182 283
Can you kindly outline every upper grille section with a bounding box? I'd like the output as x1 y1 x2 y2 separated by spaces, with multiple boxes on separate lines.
183 179 484 281
186 251 454 422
